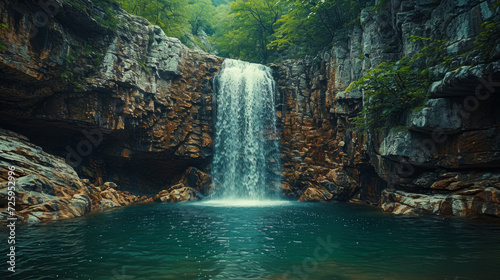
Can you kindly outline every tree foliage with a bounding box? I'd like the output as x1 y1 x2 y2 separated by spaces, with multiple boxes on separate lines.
118 0 192 39
113 0 373 62
210 0 283 63
211 0 369 62
268 0 367 57
188 0 216 35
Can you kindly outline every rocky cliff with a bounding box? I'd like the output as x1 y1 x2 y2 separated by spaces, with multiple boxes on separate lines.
274 0 500 218
1 0 500 223
0 0 221 223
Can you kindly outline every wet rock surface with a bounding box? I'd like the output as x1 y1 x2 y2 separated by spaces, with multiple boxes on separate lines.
153 167 211 203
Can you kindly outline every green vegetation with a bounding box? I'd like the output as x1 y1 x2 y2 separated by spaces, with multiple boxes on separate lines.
108 0 371 63
209 0 369 63
473 18 500 61
210 0 283 63
138 59 152 75
371 0 389 11
268 0 365 60
192 35 209 52
116 0 216 49
93 0 120 31
60 40 107 89
67 0 87 10
0 23 7 51
349 37 450 131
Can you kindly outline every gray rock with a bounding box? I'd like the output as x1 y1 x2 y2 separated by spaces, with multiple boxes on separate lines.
410 98 461 131
379 128 433 163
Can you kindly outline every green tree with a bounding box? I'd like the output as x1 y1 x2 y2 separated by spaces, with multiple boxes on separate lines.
211 0 232 7
211 0 284 63
268 0 367 57
119 0 191 39
188 0 216 35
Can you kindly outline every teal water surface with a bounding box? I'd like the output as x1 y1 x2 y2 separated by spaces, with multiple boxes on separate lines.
2 201 500 279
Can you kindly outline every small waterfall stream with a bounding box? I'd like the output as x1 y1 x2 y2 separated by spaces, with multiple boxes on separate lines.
211 59 282 201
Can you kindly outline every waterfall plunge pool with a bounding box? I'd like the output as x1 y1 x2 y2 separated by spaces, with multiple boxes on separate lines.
5 60 499 279
4 201 500 279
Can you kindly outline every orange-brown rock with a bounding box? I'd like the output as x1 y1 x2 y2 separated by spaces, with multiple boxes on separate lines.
153 183 203 203
380 173 500 218
0 0 222 194
0 129 150 224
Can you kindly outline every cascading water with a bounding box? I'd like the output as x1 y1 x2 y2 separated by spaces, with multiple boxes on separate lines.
210 59 282 202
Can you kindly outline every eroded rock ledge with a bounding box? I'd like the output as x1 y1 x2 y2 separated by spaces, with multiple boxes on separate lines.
0 129 151 224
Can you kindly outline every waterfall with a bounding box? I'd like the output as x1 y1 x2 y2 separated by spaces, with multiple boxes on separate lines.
211 59 282 201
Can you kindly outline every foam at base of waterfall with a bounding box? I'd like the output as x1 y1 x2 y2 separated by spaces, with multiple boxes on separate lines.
192 199 292 207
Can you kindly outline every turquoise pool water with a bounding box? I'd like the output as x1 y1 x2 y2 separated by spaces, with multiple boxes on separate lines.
3 201 500 279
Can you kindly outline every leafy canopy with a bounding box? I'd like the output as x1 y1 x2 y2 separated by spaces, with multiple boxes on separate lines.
268 0 367 58
113 0 372 62
210 0 283 63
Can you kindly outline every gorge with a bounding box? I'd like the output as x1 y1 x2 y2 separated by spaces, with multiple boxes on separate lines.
1 0 499 222
1 0 500 278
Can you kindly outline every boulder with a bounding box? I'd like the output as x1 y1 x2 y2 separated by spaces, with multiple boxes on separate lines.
153 183 203 203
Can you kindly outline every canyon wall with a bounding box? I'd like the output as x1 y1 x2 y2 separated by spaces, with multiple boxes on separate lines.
0 0 221 223
274 0 500 218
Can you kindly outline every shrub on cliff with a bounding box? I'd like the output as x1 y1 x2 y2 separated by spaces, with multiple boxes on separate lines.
349 37 450 131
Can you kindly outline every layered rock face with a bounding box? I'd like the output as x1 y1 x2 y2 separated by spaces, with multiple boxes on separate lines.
0 129 150 224
274 0 500 218
0 0 222 195
0 0 221 223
